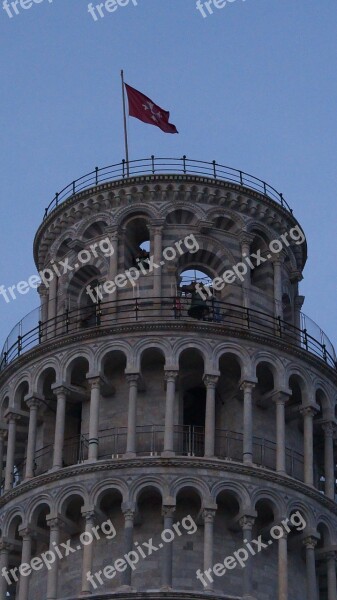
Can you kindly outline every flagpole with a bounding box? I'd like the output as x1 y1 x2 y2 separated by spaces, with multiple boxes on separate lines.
121 70 130 177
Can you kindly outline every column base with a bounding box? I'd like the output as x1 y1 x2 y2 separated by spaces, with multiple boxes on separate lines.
124 452 136 459
117 585 136 592
49 466 62 473
160 585 173 591
161 451 175 458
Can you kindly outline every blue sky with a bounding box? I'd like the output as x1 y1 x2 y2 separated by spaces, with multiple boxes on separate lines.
1 0 336 354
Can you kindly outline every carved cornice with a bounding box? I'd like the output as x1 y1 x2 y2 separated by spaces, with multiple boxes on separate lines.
1 323 336 390
34 174 303 269
0 457 336 516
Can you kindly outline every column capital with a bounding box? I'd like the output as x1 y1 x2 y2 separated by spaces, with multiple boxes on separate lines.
105 225 120 238
25 396 43 410
122 508 136 523
18 526 33 539
239 232 255 246
51 384 69 398
86 376 102 390
4 410 21 424
203 374 219 388
303 535 319 550
203 508 216 523
125 373 140 385
271 253 286 266
150 219 165 229
322 421 336 437
239 515 256 531
291 272 304 284
164 370 179 382
0 539 12 553
271 389 292 405
322 550 337 562
162 505 176 519
240 379 257 392
300 405 319 418
46 516 63 531
81 509 96 522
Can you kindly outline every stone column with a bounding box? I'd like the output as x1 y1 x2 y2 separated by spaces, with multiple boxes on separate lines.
0 541 11 598
24 398 41 480
203 375 219 458
240 233 253 310
240 382 255 465
240 516 256 599
272 257 283 319
81 511 96 595
163 371 178 457
300 406 316 486
106 226 119 317
52 387 67 470
46 518 62 600
47 275 58 336
278 531 288 600
203 509 216 592
4 412 20 492
322 423 335 500
273 391 289 475
38 284 49 340
125 375 139 458
0 429 6 485
161 506 175 589
121 508 135 589
18 527 33 600
87 378 101 461
325 551 337 600
294 293 305 335
303 536 318 600
152 223 163 309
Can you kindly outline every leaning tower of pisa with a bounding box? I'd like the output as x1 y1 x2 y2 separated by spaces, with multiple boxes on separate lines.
0 157 336 600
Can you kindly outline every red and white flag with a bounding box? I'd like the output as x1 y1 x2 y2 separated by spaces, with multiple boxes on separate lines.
125 83 178 134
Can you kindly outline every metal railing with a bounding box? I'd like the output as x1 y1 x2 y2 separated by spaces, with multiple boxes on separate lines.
1 297 335 372
0 426 309 496
42 156 293 219
0 434 89 494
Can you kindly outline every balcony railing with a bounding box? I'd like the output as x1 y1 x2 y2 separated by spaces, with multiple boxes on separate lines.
0 297 336 372
1 426 309 496
41 156 293 219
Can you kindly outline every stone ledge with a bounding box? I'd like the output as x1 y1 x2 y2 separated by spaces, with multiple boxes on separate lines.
0 456 336 515
62 591 240 600
1 322 336 386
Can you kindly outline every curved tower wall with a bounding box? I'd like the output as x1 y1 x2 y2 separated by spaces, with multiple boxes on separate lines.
0 170 336 600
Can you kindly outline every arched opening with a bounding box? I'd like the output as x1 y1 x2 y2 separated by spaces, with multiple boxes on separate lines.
139 349 166 455
62 358 90 465
282 293 293 324
216 353 242 459
165 208 195 225
101 351 128 457
29 503 50 599
175 487 202 591
287 375 306 481
133 487 163 590
179 349 205 456
177 267 213 321
82 220 108 240
123 216 150 271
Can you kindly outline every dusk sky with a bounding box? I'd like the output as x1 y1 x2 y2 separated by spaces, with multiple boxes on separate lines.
1 0 336 356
